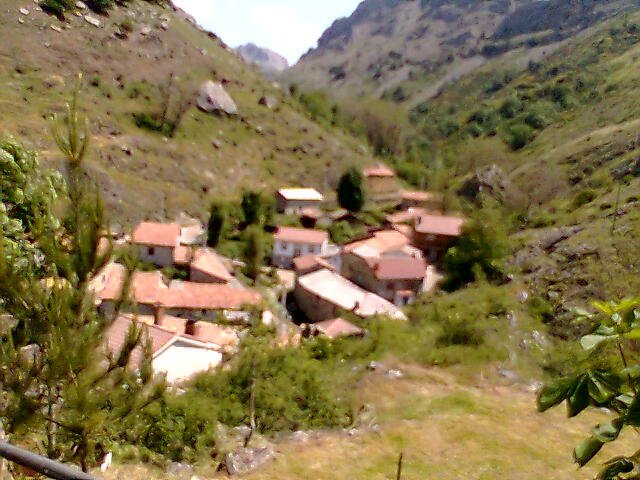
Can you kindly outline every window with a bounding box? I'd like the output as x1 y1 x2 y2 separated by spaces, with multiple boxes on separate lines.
148 246 155 255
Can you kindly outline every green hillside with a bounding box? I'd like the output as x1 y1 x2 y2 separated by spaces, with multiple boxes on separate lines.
0 0 375 224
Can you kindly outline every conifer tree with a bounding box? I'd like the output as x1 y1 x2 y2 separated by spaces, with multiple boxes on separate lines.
337 167 366 213
0 77 164 471
207 200 228 248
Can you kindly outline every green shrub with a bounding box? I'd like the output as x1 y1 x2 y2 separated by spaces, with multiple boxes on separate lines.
506 123 536 150
329 220 367 244
572 188 597 208
499 96 524 119
189 339 353 433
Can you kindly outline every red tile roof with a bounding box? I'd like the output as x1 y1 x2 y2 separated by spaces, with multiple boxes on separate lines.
105 315 175 368
190 248 232 282
292 255 334 274
363 166 395 178
401 190 439 202
133 222 181 248
173 246 193 266
94 262 127 301
344 230 410 254
274 227 328 245
314 317 365 339
190 321 240 348
369 256 426 280
386 208 425 225
300 207 323 219
131 271 167 305
415 214 465 237
161 281 262 311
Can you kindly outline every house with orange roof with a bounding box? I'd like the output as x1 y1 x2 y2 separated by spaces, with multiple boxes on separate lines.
400 190 444 211
342 230 427 306
363 165 400 202
132 222 182 268
105 315 223 384
272 226 330 269
412 212 465 262
157 280 262 322
189 247 233 284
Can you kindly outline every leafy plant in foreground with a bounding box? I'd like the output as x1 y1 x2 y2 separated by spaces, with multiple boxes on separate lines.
538 298 640 478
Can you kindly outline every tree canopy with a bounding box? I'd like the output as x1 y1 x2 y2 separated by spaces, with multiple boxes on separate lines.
337 167 366 213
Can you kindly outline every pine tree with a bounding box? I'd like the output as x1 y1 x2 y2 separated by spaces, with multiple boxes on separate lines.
243 226 265 281
0 77 164 471
241 190 265 226
207 201 228 248
337 167 366 213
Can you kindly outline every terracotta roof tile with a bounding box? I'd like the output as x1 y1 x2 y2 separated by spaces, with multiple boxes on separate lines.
92 262 127 301
386 208 425 225
190 248 232 282
161 281 262 310
190 321 240 348
105 315 175 368
133 222 181 248
369 256 426 280
274 227 328 245
173 246 192 266
415 214 465 237
131 271 167 305
344 230 410 254
363 166 395 178
314 317 364 339
401 190 440 202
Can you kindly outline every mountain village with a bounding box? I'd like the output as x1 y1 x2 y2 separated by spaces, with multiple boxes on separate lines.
91 165 465 384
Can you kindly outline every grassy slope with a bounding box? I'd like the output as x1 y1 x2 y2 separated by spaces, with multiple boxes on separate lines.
0 0 374 224
408 10 640 313
104 366 637 480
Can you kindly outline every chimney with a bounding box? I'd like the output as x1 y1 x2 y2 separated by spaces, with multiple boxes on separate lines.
154 304 164 326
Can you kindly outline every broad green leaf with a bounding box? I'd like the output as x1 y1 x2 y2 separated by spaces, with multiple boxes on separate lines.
592 418 623 443
588 373 616 404
595 325 616 336
573 307 595 318
580 334 616 351
616 394 634 406
592 301 614 316
568 376 590 418
537 377 576 412
574 436 604 467
597 458 634 480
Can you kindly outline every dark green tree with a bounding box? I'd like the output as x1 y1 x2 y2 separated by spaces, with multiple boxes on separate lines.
442 202 509 290
337 167 366 213
241 190 265 226
242 225 265 280
207 200 228 248
0 79 164 471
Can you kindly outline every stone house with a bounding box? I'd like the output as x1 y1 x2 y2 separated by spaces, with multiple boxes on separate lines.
412 213 465 262
294 268 406 323
132 222 182 268
276 188 324 215
272 226 330 269
342 253 426 306
363 166 400 202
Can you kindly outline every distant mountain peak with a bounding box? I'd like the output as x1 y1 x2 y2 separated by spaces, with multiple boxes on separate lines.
236 43 289 76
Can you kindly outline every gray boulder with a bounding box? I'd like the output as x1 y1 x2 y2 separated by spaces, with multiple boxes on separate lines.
459 164 511 203
224 447 274 476
197 81 238 115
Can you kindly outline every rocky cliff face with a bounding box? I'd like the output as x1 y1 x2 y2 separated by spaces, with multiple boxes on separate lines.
287 0 639 103
237 43 289 76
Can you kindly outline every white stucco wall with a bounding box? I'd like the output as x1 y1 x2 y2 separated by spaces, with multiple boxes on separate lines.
152 343 222 384
136 245 175 268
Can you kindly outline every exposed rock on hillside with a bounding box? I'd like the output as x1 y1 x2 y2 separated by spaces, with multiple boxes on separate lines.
197 81 238 115
287 0 638 103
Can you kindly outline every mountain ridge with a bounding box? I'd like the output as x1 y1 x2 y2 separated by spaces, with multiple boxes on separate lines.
236 43 289 77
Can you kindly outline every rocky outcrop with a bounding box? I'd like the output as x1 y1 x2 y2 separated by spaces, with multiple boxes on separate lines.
197 81 238 115
458 164 511 203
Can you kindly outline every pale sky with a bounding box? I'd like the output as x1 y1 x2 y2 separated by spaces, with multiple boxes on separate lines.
172 0 362 65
